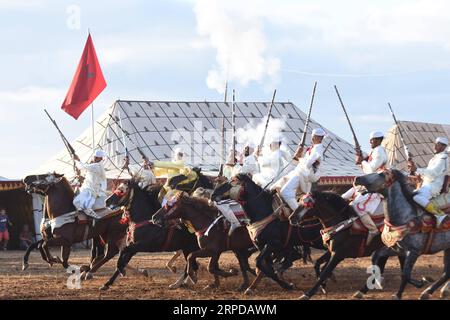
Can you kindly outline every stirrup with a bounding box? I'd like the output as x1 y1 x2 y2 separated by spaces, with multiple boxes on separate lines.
228 224 240 236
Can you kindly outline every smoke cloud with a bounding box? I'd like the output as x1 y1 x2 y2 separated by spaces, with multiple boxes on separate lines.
193 0 281 93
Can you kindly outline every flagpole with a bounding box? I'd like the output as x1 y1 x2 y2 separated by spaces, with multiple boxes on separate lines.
91 103 95 150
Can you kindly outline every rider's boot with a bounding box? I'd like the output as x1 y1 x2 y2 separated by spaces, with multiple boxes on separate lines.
359 214 380 245
424 203 446 227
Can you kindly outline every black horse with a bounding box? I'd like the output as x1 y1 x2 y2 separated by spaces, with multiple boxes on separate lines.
295 190 430 299
211 174 330 291
100 181 200 290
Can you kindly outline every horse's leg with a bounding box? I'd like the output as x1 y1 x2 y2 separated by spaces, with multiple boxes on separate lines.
167 250 183 273
100 242 143 290
205 254 222 290
186 249 214 284
313 250 331 294
82 243 119 280
234 250 250 292
393 250 419 300
300 252 344 300
420 248 450 300
42 238 63 266
61 244 71 269
244 269 263 295
22 240 43 271
354 248 392 299
256 244 293 290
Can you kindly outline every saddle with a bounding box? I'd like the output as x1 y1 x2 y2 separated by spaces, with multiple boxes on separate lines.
76 207 123 223
272 193 292 221
215 199 249 225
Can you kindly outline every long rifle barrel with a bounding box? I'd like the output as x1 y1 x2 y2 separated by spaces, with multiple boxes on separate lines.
300 82 317 148
258 89 277 149
334 85 361 155
388 102 411 161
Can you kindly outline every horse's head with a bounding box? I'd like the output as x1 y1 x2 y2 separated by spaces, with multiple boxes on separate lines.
23 173 65 195
210 176 245 202
106 182 130 208
354 169 396 194
293 191 356 227
152 191 185 226
119 179 162 222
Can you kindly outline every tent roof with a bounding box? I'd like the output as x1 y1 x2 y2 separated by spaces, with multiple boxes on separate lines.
33 100 361 182
383 120 450 172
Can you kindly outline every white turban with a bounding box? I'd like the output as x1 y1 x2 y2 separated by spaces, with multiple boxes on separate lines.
94 150 106 158
369 131 384 139
312 128 326 137
435 137 449 145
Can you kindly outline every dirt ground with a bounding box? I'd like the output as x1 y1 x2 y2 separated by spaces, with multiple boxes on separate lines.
0 249 448 300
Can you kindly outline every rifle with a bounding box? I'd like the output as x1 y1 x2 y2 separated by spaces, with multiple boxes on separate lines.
334 85 362 157
258 89 277 151
388 103 411 161
294 82 317 160
44 109 80 177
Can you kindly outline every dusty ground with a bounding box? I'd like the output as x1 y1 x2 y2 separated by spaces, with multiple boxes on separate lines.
0 249 448 300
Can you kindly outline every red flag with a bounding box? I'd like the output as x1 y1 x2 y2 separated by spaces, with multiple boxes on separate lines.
61 34 106 119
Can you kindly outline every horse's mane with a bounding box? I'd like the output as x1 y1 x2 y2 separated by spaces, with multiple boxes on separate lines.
59 177 75 196
180 194 218 218
311 190 358 218
391 169 417 207
236 173 273 203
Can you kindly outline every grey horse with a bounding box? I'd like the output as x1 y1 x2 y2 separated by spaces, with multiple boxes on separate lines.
356 169 450 300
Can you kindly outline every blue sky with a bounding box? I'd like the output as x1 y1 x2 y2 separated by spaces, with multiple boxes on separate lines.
1 0 450 178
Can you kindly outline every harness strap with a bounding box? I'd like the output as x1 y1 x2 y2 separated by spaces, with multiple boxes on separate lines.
283 224 293 248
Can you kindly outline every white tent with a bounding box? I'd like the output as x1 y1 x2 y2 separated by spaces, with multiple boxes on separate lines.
383 120 450 172
34 100 362 185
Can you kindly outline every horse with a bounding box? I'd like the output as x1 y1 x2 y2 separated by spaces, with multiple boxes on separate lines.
23 173 125 275
100 182 200 291
355 169 450 300
293 189 430 300
210 174 332 294
152 192 257 291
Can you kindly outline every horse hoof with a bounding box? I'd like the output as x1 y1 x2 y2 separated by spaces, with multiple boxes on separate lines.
169 282 182 290
84 272 94 281
419 292 431 300
391 294 401 300
353 291 364 299
99 285 110 291
22 263 29 271
320 286 327 295
237 284 247 292
283 283 294 290
229 268 239 276
299 294 310 300
140 269 149 277
189 274 198 284
440 288 449 299
203 284 217 290
80 265 90 273
244 288 254 296
423 276 434 284
119 269 126 277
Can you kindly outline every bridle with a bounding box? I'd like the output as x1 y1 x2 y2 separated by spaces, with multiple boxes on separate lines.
25 174 63 195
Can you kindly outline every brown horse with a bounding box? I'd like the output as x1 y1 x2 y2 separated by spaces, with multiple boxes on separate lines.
23 173 126 275
152 192 257 291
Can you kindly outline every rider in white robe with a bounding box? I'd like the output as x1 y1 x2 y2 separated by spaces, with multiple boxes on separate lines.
252 135 291 187
342 131 387 244
408 137 449 226
238 142 259 176
73 150 107 221
278 128 325 212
